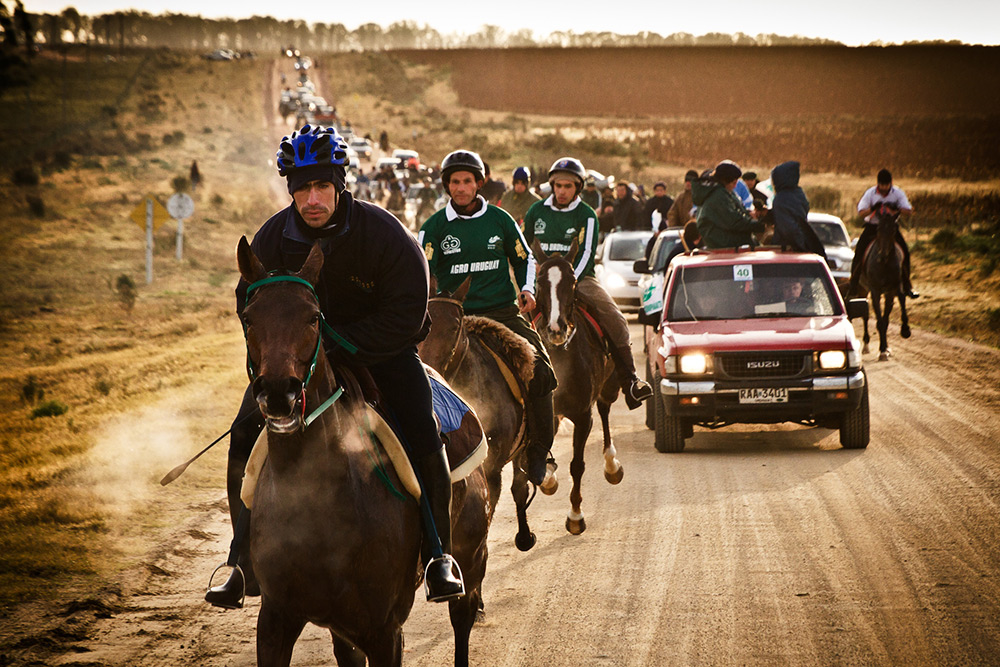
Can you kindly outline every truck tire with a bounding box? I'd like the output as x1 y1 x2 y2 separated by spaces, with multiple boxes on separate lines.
839 375 870 449
653 371 686 453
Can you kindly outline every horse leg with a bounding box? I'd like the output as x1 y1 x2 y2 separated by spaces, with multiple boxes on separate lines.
861 300 871 355
331 635 366 667
873 292 891 361
899 293 911 339
511 466 535 551
449 586 481 667
566 412 592 535
357 626 404 667
598 400 623 485
256 600 305 667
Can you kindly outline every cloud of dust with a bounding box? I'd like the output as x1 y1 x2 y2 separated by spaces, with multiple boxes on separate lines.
81 399 196 518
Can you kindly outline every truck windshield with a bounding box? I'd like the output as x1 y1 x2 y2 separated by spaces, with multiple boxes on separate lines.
667 262 841 321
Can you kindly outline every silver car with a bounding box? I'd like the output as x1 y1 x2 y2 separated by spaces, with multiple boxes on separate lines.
594 230 654 311
807 213 854 285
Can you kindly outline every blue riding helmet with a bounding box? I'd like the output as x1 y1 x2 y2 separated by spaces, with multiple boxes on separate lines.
512 166 531 183
276 125 349 176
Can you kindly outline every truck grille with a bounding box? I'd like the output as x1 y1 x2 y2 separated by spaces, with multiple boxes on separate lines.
716 351 809 379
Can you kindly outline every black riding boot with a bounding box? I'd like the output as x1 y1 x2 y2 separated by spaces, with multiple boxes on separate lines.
205 505 252 609
523 392 555 485
610 345 652 410
899 236 919 298
415 447 465 602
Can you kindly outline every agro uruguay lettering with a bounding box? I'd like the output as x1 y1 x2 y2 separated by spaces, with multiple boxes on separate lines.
450 259 500 274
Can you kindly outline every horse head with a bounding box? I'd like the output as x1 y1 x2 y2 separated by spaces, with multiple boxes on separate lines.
237 236 326 435
531 238 579 347
421 275 472 378
873 204 901 262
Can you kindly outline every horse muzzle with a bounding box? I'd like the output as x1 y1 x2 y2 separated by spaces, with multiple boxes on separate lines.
253 376 304 434
543 322 576 348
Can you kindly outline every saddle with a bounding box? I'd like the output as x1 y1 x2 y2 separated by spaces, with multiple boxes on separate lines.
241 365 486 508
464 316 535 404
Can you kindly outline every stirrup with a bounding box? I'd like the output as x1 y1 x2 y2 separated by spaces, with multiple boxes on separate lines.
205 562 245 610
424 554 465 602
625 379 653 410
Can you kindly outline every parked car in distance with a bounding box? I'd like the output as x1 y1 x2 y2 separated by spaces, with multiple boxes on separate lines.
648 248 870 453
391 149 420 169
594 230 654 311
349 137 373 160
807 212 854 286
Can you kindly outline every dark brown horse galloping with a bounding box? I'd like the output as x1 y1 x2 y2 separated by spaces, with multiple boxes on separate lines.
857 206 911 361
531 239 624 535
236 238 490 667
419 277 541 552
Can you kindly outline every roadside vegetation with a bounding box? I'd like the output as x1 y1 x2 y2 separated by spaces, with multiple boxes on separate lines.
0 44 997 621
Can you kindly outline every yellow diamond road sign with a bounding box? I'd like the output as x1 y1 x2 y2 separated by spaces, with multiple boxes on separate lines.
130 196 170 231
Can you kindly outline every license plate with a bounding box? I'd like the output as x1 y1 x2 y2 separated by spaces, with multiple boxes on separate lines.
739 387 788 404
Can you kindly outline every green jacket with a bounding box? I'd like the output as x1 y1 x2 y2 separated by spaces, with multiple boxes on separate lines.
693 180 764 249
499 188 541 224
522 196 600 279
418 196 534 314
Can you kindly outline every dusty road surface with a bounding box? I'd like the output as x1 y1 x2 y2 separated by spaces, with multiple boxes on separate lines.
6 319 1000 667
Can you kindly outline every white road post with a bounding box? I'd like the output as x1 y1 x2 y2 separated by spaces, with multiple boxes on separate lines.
145 197 154 284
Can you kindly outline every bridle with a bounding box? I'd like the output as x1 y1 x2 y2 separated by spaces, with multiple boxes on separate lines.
533 260 578 349
427 295 470 378
242 274 353 430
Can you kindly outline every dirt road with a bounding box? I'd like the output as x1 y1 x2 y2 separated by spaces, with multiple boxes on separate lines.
5 318 994 667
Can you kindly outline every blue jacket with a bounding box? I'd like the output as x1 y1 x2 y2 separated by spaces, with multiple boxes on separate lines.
770 161 826 259
236 193 431 366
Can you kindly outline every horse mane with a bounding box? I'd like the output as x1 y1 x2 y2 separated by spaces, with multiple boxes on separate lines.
464 316 535 385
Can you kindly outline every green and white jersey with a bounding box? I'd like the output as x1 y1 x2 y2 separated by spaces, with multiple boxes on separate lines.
522 195 599 279
418 196 535 314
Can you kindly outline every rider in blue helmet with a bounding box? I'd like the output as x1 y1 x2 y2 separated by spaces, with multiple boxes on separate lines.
206 125 466 609
499 165 541 226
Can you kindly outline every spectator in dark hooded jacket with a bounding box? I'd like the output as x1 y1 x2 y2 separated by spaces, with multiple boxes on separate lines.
769 161 826 259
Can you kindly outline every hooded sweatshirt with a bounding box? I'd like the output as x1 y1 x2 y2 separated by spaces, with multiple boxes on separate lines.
770 161 826 258
693 179 764 249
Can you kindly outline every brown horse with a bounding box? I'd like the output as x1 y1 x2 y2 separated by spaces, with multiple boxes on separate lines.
530 239 624 535
236 238 490 667
857 206 911 361
419 277 542 552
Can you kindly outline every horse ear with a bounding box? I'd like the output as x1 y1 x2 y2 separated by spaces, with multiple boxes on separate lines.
237 236 266 284
454 275 472 303
297 242 325 285
563 238 579 266
530 238 548 263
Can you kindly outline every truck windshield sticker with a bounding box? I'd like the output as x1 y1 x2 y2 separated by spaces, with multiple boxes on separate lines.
733 264 753 281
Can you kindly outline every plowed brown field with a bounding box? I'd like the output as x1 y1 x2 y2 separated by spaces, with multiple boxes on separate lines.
399 46 1000 179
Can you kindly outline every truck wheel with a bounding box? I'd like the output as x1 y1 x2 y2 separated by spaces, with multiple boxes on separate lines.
839 375 870 449
653 371 685 453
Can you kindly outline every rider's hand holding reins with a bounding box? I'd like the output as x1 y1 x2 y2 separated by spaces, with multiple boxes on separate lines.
518 291 536 314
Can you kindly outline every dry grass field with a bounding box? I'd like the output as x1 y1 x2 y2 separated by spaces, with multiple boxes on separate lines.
0 45 998 657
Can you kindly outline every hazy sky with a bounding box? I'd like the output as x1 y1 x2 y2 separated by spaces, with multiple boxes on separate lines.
24 0 1000 46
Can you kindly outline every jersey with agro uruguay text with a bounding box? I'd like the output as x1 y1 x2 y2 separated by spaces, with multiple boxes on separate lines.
522 195 600 280
418 197 535 314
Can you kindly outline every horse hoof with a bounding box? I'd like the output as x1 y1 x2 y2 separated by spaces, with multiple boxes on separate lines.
514 531 536 552
475 608 487 624
862 344 870 355
901 324 911 338
879 350 891 361
604 465 624 485
539 472 558 496
566 516 586 535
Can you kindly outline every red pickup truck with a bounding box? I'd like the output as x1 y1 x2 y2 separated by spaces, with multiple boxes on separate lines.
647 248 870 452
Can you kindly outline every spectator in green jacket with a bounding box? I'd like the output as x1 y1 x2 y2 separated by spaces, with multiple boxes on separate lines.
694 160 766 249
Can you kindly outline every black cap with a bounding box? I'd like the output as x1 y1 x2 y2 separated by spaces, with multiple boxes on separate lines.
713 160 742 184
684 169 699 181
742 171 757 181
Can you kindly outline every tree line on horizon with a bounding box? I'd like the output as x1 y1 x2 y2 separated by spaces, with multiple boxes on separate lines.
0 5 975 53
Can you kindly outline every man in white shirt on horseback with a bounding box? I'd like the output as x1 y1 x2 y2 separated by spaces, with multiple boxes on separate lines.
849 168 919 299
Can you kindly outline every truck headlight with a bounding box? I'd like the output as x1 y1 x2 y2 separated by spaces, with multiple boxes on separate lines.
679 353 709 374
818 350 847 370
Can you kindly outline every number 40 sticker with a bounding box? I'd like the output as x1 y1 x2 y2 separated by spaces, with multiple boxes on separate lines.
733 264 754 281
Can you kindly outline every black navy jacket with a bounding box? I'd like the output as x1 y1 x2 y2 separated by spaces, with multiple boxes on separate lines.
236 193 431 366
